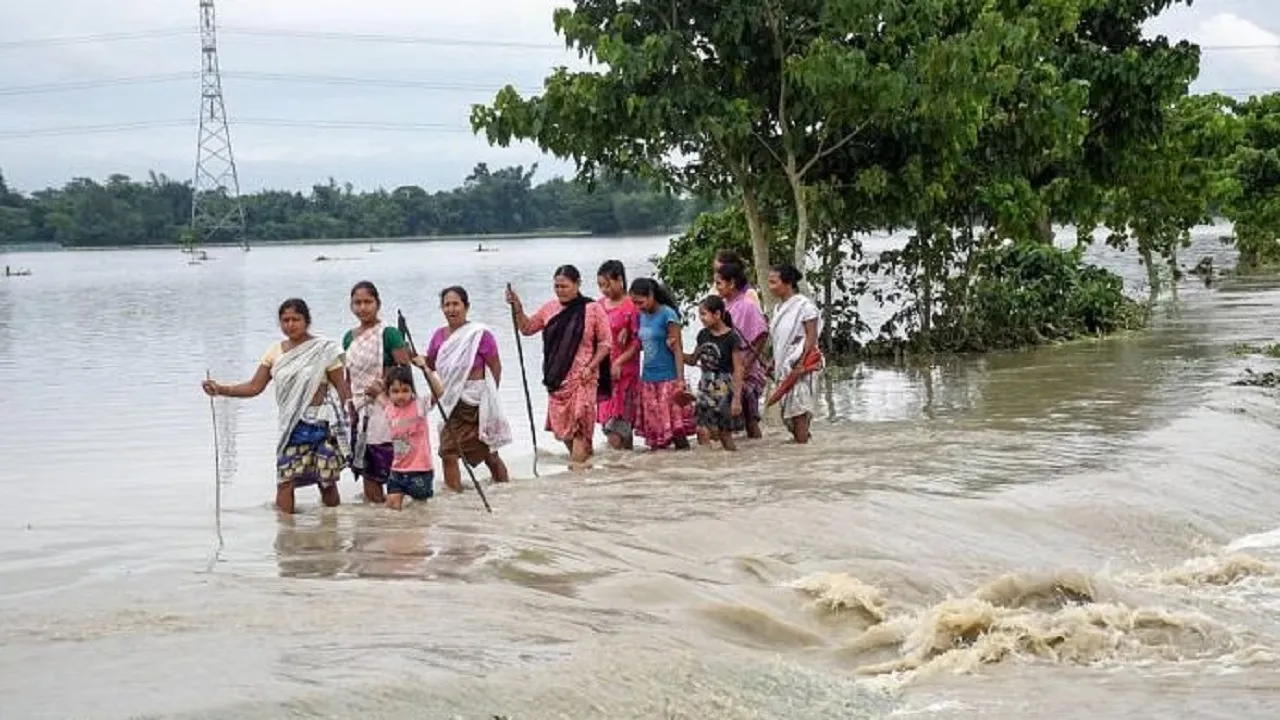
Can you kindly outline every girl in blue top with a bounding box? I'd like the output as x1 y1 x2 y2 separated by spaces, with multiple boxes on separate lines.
629 278 695 450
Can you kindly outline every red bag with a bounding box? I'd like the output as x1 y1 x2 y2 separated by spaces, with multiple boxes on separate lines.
765 347 824 407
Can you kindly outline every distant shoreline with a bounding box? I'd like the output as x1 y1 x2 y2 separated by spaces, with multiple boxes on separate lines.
5 229 678 254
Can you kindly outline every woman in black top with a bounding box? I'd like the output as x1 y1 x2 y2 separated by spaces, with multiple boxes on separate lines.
683 295 746 451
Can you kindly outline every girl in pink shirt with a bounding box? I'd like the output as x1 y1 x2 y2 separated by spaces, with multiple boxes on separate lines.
382 366 436 510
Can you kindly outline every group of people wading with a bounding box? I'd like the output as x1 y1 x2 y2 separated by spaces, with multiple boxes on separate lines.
200 250 824 514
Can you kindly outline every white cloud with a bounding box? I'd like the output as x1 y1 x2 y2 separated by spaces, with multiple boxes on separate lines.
1144 2 1280 96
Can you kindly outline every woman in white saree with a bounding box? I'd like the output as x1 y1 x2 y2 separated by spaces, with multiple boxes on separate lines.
766 264 824 444
202 298 355 514
423 286 512 492
342 281 411 505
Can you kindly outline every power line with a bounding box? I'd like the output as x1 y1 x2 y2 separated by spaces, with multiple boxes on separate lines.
0 118 471 139
0 120 193 138
0 73 194 96
236 118 466 130
0 26 568 51
0 71 535 97
0 69 1268 100
2 24 1268 53
218 26 565 50
0 28 192 50
225 71 537 93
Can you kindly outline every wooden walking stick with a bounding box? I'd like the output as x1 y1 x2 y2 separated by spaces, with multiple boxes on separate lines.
397 311 492 513
507 283 540 477
206 370 224 558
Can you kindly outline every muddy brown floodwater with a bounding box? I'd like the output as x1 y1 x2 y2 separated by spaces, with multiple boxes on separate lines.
1 230 1279 719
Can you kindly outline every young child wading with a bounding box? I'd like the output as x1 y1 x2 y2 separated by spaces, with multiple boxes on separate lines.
381 366 436 510
684 295 746 451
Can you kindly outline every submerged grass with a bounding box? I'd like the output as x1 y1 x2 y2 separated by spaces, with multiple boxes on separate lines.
1230 342 1280 359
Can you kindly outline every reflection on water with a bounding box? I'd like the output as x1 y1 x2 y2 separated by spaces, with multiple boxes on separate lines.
3 228 1280 719
273 509 500 582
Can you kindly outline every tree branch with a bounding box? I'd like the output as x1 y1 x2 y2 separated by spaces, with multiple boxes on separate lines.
752 130 785 167
764 0 789 160
798 121 869 177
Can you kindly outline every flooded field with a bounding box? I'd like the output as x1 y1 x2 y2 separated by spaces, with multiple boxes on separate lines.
1 230 1278 718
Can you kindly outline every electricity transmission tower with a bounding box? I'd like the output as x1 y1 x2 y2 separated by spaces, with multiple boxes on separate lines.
190 0 248 251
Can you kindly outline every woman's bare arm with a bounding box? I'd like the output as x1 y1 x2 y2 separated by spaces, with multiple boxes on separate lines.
214 364 271 398
615 332 640 368
327 365 354 405
731 347 747 401
751 331 769 359
802 318 818 355
506 288 538 336
486 348 503 387
512 304 535 335
588 309 612 369
665 322 685 384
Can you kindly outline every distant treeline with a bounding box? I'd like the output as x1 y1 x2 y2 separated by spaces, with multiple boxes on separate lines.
0 163 710 247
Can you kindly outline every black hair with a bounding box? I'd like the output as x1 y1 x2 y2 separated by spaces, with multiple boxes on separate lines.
554 265 582 284
278 298 311 325
350 280 381 306
597 259 626 286
715 261 749 291
699 294 734 328
629 277 680 316
440 285 470 308
714 249 746 267
385 365 416 394
771 263 803 291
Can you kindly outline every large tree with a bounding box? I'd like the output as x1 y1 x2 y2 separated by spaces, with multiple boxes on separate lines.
471 0 1062 284
1223 93 1280 271
471 1 1195 284
1103 93 1241 294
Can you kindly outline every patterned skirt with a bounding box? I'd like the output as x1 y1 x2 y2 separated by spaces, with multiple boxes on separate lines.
278 420 346 488
634 378 696 449
546 371 599 444
696 371 747 433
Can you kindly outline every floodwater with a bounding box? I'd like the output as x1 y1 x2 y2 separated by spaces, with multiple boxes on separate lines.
1 230 1279 719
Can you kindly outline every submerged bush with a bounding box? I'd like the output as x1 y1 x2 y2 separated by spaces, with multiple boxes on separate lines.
930 240 1149 353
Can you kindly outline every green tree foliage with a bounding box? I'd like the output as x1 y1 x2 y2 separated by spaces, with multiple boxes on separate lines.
471 0 778 289
655 204 792 308
1223 93 1280 271
0 164 693 247
1103 93 1242 293
473 0 1204 356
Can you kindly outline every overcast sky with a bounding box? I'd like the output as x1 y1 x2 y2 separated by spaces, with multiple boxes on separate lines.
0 0 1276 195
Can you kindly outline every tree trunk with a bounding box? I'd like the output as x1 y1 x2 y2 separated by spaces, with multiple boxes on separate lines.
741 185 771 304
1140 245 1160 301
820 231 835 352
788 166 810 278
1035 213 1054 245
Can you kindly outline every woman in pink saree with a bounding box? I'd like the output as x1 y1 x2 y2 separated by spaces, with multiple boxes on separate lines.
595 260 641 450
506 265 613 469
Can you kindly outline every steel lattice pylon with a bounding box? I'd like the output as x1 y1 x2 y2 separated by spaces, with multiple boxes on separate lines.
190 0 247 250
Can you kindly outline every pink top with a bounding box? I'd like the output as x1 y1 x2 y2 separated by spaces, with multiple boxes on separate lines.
602 297 640 381
385 398 433 472
526 298 612 391
426 325 498 371
726 291 769 385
